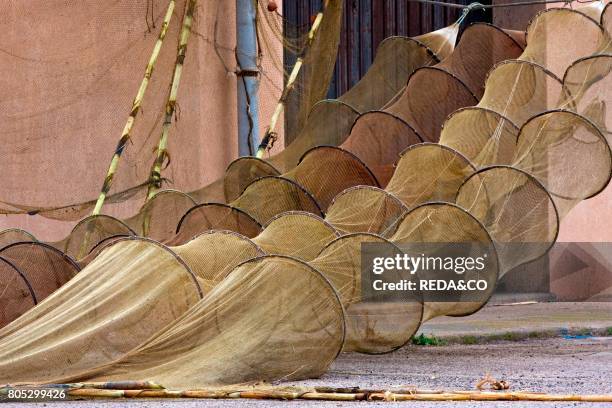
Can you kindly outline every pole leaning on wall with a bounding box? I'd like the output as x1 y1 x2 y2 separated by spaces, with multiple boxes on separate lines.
255 0 329 159
91 0 176 216
147 0 198 200
236 0 261 157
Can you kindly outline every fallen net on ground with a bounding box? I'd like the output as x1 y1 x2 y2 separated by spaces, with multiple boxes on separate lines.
0 1 610 390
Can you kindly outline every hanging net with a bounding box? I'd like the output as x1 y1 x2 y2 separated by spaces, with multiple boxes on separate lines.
0 0 346 224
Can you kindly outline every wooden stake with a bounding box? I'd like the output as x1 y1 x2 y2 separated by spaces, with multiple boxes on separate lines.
91 0 176 215
368 391 612 402
255 0 329 159
146 0 198 200
10 386 608 403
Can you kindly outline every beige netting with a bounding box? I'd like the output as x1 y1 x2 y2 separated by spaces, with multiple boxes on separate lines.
218 26 454 202
521 7 605 78
230 176 322 225
389 202 499 321
440 7 609 175
283 146 379 210
224 157 281 202
64 256 345 388
124 190 197 240
338 23 523 186
0 242 80 304
385 143 475 209
172 230 264 292
340 112 424 185
562 54 612 140
511 110 612 217
455 166 559 275
310 233 422 354
0 238 202 384
325 186 408 236
439 107 520 167
56 214 136 260
252 211 339 261
0 257 37 329
0 229 37 249
171 203 263 244
383 67 478 142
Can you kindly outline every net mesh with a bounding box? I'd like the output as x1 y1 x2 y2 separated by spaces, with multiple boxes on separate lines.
251 211 339 261
172 203 263 244
0 2 610 390
0 257 36 329
0 0 344 224
0 238 202 384
0 229 37 249
0 242 79 303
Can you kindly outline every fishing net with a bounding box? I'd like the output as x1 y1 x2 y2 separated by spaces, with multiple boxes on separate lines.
176 21 526 244
282 146 380 210
0 238 202 384
512 110 611 217
441 8 606 154
0 257 37 329
325 186 408 235
0 229 37 249
171 231 264 292
124 190 197 240
0 0 344 228
55 215 136 261
172 204 263 244
329 23 524 186
230 176 323 225
73 255 345 389
0 1 611 390
310 233 423 354
219 25 456 202
0 242 80 304
456 166 559 275
251 211 339 260
389 202 499 320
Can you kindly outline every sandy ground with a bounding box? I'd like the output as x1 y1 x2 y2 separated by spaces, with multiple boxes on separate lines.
3 337 611 408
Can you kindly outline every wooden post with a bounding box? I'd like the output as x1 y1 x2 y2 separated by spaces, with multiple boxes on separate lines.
147 0 198 201
91 0 176 215
255 0 329 158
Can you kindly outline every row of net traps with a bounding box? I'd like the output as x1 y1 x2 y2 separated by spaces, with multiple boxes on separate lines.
0 2 610 388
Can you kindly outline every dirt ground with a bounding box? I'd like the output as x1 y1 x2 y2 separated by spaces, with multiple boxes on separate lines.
5 336 611 408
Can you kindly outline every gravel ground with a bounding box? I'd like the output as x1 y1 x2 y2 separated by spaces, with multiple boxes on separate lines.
4 337 611 408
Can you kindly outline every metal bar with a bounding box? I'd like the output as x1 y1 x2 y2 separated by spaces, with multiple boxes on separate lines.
236 0 261 156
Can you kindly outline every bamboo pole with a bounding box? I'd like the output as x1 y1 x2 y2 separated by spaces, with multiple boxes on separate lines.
146 0 198 201
91 0 176 216
368 391 612 402
255 0 329 159
47 381 164 390
55 387 612 403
